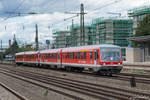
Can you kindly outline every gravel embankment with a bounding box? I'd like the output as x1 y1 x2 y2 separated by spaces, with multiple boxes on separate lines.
0 64 150 100
14 65 150 93
0 72 76 100
0 85 20 100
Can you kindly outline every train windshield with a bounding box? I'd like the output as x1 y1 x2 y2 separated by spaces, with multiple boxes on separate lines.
100 47 121 61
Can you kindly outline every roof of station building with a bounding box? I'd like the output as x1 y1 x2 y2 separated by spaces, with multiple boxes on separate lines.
128 35 150 42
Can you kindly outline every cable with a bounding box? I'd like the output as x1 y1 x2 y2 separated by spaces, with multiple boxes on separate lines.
87 0 123 14
3 0 27 20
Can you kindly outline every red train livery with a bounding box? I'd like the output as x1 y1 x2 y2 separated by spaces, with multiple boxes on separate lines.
15 44 123 75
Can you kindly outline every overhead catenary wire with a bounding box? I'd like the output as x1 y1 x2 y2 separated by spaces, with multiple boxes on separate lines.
52 0 123 27
4 0 27 20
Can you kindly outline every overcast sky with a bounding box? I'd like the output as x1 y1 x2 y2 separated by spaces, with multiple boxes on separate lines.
0 0 149 47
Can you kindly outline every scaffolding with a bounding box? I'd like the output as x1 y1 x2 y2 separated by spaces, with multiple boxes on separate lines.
92 17 133 58
69 24 95 47
52 30 70 48
128 5 150 17
52 17 133 59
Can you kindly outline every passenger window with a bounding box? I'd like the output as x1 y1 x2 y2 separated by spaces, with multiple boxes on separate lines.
90 51 93 59
58 53 60 59
65 53 68 59
75 52 78 59
73 52 74 59
81 52 84 59
78 52 80 59
84 52 86 59
68 53 70 59
70 53 72 59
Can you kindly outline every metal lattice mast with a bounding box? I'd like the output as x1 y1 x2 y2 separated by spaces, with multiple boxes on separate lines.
80 3 85 46
35 24 39 51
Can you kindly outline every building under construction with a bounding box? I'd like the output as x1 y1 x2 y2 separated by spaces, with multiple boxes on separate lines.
53 24 95 48
52 30 70 48
52 18 133 59
70 24 95 47
128 5 150 34
92 18 133 58
127 5 150 62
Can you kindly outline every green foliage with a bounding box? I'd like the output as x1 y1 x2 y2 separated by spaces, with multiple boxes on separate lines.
4 43 35 57
19 44 35 52
135 14 150 36
43 89 49 96
4 39 19 56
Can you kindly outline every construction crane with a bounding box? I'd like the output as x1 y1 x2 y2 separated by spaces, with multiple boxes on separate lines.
107 12 121 17
64 14 79 21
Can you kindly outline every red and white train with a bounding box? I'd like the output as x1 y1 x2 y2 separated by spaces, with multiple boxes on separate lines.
15 44 123 75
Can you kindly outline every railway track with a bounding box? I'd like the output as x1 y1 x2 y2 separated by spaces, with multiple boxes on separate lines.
0 81 27 100
1 63 150 86
0 66 149 100
0 68 84 100
1 63 150 85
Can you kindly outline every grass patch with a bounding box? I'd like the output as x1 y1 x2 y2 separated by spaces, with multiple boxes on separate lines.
121 69 150 75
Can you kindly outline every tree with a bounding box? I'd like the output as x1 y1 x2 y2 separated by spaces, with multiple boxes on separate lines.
135 14 150 36
4 35 19 57
19 44 35 52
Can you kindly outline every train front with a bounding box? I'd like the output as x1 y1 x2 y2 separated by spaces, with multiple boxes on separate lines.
98 46 123 75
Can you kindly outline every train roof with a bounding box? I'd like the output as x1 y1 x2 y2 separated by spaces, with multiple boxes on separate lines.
62 44 120 52
15 44 120 54
40 49 60 53
15 52 25 55
24 51 37 55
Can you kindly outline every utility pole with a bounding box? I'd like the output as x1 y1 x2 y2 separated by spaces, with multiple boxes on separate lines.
0 40 2 61
80 3 85 46
48 26 50 49
1 40 3 50
35 24 39 51
72 19 74 29
13 34 16 59
64 3 86 46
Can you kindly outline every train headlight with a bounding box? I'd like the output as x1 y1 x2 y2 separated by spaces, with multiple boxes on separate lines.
103 63 106 65
118 63 120 65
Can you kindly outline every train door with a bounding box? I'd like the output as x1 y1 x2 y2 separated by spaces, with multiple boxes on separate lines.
58 52 60 64
94 50 97 65
90 50 93 64
94 49 99 65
